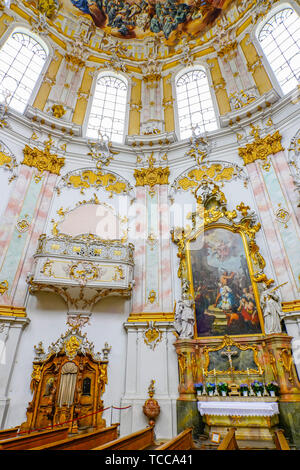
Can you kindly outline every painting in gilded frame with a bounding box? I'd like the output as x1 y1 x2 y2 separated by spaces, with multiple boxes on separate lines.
187 226 263 338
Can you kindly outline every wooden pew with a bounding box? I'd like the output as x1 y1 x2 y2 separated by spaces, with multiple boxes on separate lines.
217 428 239 450
93 426 154 450
156 428 194 450
30 425 119 450
273 429 290 450
0 426 69 450
0 426 19 441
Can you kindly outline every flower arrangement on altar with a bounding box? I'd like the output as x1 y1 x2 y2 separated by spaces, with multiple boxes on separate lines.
251 380 264 396
217 382 229 396
265 381 279 396
194 383 204 394
206 382 216 395
239 383 250 396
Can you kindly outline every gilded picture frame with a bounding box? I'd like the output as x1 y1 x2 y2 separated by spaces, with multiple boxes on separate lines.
186 223 265 339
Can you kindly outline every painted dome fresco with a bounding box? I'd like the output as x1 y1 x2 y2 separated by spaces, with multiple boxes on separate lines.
42 0 234 43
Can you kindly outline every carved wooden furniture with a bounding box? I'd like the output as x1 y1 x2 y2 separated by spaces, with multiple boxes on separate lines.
92 426 155 450
0 426 69 450
217 428 239 450
273 429 290 450
156 428 195 450
20 329 111 434
30 424 119 450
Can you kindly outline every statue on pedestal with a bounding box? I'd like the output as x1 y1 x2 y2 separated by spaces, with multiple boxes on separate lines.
174 297 195 339
260 283 287 335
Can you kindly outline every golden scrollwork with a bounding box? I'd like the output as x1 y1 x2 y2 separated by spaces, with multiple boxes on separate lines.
134 165 169 189
238 131 284 166
178 352 187 383
51 104 66 119
279 348 294 383
143 322 162 350
22 139 65 181
148 290 157 304
217 41 238 62
0 280 9 295
64 335 82 360
65 53 86 71
58 169 130 197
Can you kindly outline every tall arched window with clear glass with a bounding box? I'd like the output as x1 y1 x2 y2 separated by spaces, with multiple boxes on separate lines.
176 68 218 141
258 7 300 95
0 30 48 113
86 74 128 144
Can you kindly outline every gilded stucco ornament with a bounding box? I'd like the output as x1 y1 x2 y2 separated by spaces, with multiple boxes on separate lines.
51 104 66 119
134 154 169 196
0 280 9 295
143 322 162 351
170 161 248 199
55 167 133 199
36 0 60 19
171 181 273 293
238 128 284 166
0 141 18 183
22 136 65 182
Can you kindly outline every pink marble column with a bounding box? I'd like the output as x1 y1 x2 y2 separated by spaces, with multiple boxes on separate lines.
0 165 33 268
131 186 147 313
247 160 296 300
271 150 300 226
158 185 173 313
10 172 58 306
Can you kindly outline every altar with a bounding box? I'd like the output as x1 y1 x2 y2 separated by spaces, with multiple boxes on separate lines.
197 396 279 442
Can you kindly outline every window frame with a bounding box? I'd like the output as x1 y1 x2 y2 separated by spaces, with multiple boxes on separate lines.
83 70 130 145
254 0 300 97
0 24 51 114
173 64 219 142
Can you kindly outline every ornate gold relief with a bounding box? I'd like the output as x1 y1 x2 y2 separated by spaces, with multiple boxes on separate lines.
65 53 86 71
51 104 66 119
22 137 65 181
64 335 82 360
0 281 9 295
148 290 157 304
143 322 162 350
56 168 132 197
217 40 238 62
134 157 169 191
238 130 284 166
36 0 60 18
279 348 294 383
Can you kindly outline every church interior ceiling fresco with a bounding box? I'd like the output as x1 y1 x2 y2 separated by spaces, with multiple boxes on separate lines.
58 0 233 42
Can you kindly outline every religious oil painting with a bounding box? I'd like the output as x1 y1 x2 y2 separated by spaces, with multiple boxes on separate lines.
188 227 262 338
68 0 232 42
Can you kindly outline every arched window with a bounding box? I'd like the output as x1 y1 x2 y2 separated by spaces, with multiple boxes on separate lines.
0 30 48 113
86 73 128 143
258 7 300 95
176 68 218 140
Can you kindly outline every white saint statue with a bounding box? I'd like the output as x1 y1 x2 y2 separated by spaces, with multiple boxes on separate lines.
260 284 286 335
174 298 195 339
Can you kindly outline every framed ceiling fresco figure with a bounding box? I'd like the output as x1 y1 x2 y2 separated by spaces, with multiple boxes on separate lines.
186 224 264 338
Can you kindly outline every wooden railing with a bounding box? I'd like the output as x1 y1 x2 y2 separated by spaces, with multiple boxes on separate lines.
156 428 194 450
0 426 19 441
217 428 239 450
30 424 119 450
273 429 290 450
93 426 155 450
0 426 69 450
